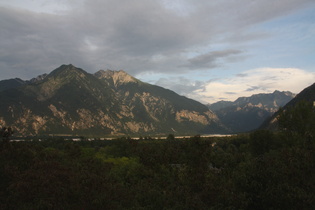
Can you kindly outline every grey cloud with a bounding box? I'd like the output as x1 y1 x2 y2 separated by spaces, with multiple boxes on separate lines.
245 86 261 92
245 84 271 92
224 92 237 95
71 0 204 56
182 50 242 69
0 7 92 78
0 0 314 79
199 0 314 30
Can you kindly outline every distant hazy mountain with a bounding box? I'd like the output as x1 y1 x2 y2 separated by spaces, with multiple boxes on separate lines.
0 64 227 136
261 83 315 130
208 91 295 133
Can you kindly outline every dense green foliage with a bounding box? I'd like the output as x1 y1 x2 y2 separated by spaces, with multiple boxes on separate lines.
1 101 315 209
278 100 315 138
0 132 314 209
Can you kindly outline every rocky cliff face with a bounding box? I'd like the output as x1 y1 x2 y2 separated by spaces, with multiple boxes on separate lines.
0 64 226 136
208 91 295 133
94 70 139 87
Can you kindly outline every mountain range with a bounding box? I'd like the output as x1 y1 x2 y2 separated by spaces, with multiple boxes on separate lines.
0 64 226 136
208 91 295 133
2 64 311 136
261 82 315 130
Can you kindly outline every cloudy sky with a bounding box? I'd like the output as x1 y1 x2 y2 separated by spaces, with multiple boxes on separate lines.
1 0 315 104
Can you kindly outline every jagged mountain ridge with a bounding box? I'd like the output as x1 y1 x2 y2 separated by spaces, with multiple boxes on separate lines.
208 91 295 133
0 64 226 136
261 83 315 130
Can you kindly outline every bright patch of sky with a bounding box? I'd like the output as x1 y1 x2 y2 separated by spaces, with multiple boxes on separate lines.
194 68 315 103
1 0 314 104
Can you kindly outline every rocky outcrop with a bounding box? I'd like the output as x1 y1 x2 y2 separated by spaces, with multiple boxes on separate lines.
94 70 139 87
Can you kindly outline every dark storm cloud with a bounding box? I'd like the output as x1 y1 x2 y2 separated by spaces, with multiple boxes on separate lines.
0 0 314 79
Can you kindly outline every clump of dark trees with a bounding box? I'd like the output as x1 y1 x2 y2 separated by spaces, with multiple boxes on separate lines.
0 127 13 143
0 101 314 209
